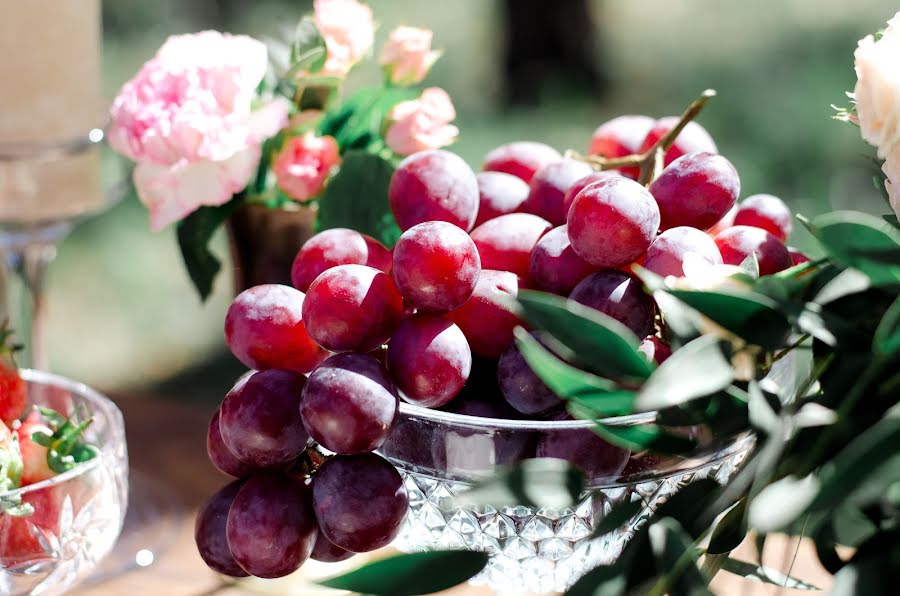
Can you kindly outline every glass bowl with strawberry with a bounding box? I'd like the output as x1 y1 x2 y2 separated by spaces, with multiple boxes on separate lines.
0 351 127 595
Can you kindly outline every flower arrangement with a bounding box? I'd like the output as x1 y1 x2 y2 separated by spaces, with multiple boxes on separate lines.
108 0 456 299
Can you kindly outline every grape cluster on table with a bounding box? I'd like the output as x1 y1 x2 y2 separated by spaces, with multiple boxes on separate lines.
196 113 805 580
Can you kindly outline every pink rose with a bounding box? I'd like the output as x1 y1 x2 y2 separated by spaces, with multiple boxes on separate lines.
379 26 441 86
273 133 341 202
385 87 459 156
314 0 374 78
853 13 900 158
108 31 289 231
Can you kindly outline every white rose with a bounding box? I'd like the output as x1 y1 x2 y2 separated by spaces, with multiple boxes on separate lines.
853 13 900 158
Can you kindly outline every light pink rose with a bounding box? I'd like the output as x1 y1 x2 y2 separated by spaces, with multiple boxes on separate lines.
379 26 441 86
314 0 374 78
881 145 900 220
853 13 900 158
273 133 341 202
385 87 459 156
108 31 289 231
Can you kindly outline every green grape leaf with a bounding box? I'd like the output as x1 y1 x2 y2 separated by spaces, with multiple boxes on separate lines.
516 291 653 381
635 335 734 411
318 550 488 595
316 150 401 247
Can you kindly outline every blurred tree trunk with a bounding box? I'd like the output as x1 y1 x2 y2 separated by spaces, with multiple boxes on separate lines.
502 0 607 105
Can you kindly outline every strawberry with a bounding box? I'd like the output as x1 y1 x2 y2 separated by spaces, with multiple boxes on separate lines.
0 324 26 427
17 407 99 485
16 411 55 485
0 482 65 567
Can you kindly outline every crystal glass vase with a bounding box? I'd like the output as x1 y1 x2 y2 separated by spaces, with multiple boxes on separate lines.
380 405 753 594
0 370 128 596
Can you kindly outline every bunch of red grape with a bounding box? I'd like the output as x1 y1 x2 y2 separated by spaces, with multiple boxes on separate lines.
196 112 805 580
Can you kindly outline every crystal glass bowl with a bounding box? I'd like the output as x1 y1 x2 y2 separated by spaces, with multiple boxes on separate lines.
380 403 753 594
0 370 128 596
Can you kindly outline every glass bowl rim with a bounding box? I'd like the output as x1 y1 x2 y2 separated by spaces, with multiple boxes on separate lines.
0 368 124 499
397 401 658 431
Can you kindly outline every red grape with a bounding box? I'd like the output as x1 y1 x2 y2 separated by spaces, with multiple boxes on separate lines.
219 369 309 468
446 269 524 357
195 479 249 577
562 171 623 219
387 314 472 408
648 152 740 231
521 158 594 225
482 141 562 183
638 335 672 365
588 115 655 178
789 247 811 265
529 225 597 295
714 225 792 275
498 335 562 415
302 264 404 352
300 353 399 454
536 415 630 480
310 528 354 563
312 453 408 553
389 150 479 231
470 213 552 278
569 271 656 338
392 221 481 312
290 228 391 292
207 409 252 478
708 204 737 236
226 473 317 578
733 193 793 241
474 171 530 226
225 284 329 374
638 117 718 166
567 176 661 268
643 226 723 278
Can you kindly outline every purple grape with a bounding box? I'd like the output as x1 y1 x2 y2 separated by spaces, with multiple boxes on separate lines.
569 271 656 338
219 369 309 468
195 479 249 578
536 416 630 481
207 409 252 478
226 472 318 578
300 353 399 454
498 336 562 415
310 528 354 563
312 453 408 553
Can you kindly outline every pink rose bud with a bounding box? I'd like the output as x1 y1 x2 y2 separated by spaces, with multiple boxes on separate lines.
273 133 341 202
108 31 288 230
379 26 441 86
314 0 374 77
385 87 459 156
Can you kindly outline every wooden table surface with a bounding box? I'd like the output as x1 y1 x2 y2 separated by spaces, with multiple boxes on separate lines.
71 395 835 596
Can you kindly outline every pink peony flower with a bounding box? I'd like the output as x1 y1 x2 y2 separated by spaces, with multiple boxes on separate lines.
108 31 289 231
385 87 459 156
379 26 441 86
314 0 374 78
853 12 900 158
273 133 341 202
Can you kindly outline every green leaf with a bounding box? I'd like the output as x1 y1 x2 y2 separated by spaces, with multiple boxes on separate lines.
749 475 819 533
516 291 653 381
707 499 747 555
316 151 401 247
319 550 488 595
720 557 820 590
874 296 900 357
591 498 644 538
289 17 326 74
665 288 791 349
317 87 417 152
738 252 760 278
176 197 242 301
812 268 871 305
459 458 585 510
514 329 635 416
831 505 878 549
569 403 696 454
811 211 900 287
635 335 734 411
648 518 709 595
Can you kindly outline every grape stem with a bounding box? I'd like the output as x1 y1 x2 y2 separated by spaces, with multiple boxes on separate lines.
567 89 717 186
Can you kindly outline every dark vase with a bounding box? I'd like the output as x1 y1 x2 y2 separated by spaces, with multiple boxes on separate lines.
227 203 317 293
